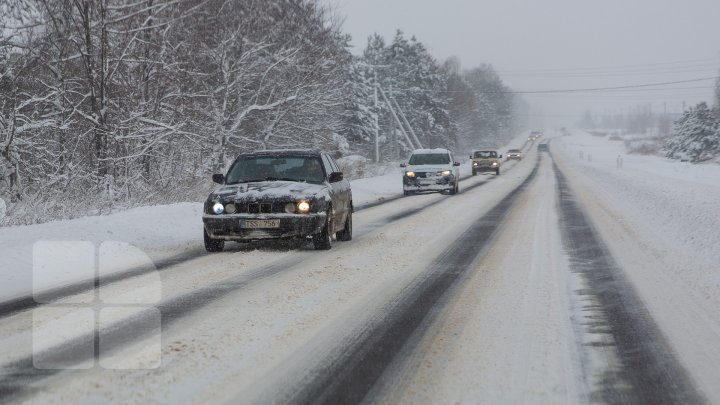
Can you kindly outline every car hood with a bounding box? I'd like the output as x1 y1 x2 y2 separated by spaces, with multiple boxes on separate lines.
406 164 452 172
210 181 329 202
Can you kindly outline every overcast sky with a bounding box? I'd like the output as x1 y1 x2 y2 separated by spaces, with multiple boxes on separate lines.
324 0 720 127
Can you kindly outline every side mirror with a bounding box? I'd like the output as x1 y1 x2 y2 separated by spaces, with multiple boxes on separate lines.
400 163 407 168
212 174 225 184
469 155 473 159
328 172 344 183
453 161 461 166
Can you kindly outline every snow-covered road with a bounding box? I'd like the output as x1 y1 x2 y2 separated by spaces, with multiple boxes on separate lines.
1 130 719 404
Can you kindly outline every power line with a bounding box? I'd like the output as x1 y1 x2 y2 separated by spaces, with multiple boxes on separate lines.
497 57 720 74
483 76 719 94
500 66 720 78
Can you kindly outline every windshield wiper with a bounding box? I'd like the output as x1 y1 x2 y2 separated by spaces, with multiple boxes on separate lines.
225 179 265 185
263 177 298 182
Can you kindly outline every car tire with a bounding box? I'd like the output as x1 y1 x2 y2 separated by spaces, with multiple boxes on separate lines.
403 190 414 196
313 210 332 250
472 170 477 176
204 229 224 252
336 210 352 242
449 181 458 195
496 168 500 175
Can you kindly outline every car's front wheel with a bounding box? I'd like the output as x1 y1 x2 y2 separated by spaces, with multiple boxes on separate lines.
496 168 500 175
204 229 224 252
336 210 352 241
313 210 332 250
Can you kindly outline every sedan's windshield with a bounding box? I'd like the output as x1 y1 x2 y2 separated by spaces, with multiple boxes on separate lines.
226 156 325 184
408 153 450 165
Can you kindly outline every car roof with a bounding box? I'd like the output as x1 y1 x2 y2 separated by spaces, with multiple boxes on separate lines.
237 149 322 158
508 149 521 152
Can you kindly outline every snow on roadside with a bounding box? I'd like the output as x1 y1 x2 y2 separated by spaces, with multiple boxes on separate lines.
554 129 720 273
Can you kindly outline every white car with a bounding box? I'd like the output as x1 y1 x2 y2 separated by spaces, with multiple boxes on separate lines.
401 148 460 195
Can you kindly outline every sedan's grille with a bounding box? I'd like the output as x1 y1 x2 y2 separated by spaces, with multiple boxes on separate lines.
247 203 274 213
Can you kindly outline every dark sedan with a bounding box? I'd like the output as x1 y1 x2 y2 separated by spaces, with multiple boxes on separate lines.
203 150 353 251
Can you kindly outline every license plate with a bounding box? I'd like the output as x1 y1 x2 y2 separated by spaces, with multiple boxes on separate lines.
241 219 280 228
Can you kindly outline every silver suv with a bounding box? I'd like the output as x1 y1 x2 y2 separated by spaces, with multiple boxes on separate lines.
401 148 461 195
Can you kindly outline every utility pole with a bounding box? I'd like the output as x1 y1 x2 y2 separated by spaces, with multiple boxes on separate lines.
378 86 418 150
373 70 379 163
388 84 397 160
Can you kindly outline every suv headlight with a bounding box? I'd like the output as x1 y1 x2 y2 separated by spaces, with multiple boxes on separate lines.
440 170 451 176
405 171 416 178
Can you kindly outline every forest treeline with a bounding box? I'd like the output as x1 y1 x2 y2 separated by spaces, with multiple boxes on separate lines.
0 0 522 224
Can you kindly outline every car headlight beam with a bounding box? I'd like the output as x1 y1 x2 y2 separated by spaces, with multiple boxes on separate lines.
296 200 311 214
212 202 224 215
405 171 416 178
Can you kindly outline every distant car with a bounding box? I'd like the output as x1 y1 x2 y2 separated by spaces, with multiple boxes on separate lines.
203 150 353 251
401 148 460 195
506 149 522 160
537 143 549 152
528 130 542 141
471 150 502 175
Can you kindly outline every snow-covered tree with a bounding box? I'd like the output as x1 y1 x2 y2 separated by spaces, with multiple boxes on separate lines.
664 102 720 163
714 74 720 120
463 64 514 147
347 31 453 160
343 60 377 149
442 57 476 152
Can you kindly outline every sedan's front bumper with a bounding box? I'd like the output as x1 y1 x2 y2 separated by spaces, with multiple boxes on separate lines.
403 175 455 192
472 164 499 172
203 212 326 241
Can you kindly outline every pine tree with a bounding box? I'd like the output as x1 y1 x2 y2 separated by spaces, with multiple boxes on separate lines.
664 102 719 162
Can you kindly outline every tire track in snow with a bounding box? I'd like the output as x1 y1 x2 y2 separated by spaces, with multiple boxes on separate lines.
552 156 704 404
0 169 500 401
291 161 539 405
0 247 206 319
0 171 495 321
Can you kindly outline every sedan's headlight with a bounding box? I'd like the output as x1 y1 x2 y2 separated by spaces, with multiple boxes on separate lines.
212 202 224 215
405 171 416 178
491 161 498 166
440 170 451 176
472 162 478 166
296 200 311 214
225 203 237 214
